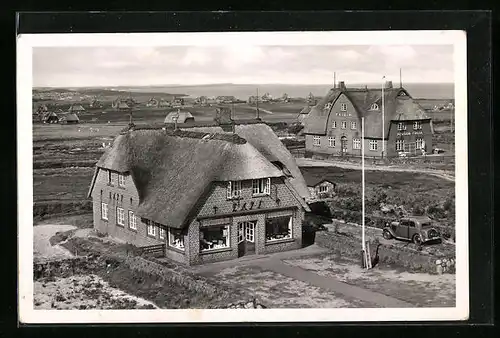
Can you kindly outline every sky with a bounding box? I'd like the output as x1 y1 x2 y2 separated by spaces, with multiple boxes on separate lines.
32 45 454 87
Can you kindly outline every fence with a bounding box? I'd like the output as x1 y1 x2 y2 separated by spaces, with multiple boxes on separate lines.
138 244 166 257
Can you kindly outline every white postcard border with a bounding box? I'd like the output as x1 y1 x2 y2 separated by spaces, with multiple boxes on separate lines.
18 30 468 323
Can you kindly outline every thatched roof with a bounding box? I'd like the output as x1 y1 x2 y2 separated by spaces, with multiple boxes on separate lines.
117 102 130 109
68 104 85 112
91 127 290 229
59 113 80 122
42 112 59 121
303 86 430 138
184 123 311 201
164 111 195 124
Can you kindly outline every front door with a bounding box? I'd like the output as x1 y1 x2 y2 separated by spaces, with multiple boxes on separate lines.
341 136 348 154
237 221 256 257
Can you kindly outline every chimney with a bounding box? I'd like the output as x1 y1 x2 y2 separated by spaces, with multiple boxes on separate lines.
338 81 346 91
385 81 393 89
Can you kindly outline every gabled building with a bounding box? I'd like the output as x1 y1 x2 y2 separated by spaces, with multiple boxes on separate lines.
88 122 311 265
68 104 86 114
164 110 195 125
59 113 80 124
303 81 433 157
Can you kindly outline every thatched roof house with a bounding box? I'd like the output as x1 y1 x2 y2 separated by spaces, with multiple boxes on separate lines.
304 82 430 138
59 113 80 124
303 81 433 157
42 112 59 123
68 104 85 113
88 122 311 265
164 110 195 124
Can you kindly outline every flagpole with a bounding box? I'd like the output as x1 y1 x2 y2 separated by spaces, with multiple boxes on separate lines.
362 116 366 263
382 76 385 158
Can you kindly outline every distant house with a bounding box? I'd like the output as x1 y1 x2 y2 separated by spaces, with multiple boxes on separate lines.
164 110 195 124
42 112 59 124
216 96 237 104
248 96 261 105
68 104 85 114
89 122 311 265
146 98 159 108
304 176 336 201
303 81 433 158
297 106 311 126
90 99 103 108
59 113 80 124
307 92 316 105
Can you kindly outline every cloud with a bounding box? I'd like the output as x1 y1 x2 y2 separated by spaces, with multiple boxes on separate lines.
32 44 454 87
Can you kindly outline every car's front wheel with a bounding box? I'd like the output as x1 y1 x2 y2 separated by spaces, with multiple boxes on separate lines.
413 234 423 245
383 230 393 240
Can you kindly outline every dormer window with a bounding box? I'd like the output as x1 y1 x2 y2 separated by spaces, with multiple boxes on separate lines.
118 173 125 187
252 178 271 196
227 181 242 199
370 103 379 110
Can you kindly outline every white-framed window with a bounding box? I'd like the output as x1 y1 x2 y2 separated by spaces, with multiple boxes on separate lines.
413 121 422 130
340 103 347 111
397 122 406 131
396 139 405 151
353 138 361 149
416 138 424 149
116 207 125 226
147 221 156 237
369 140 378 151
318 185 328 193
107 170 112 185
101 202 108 220
118 173 125 187
226 180 242 199
128 211 137 230
159 226 166 240
351 121 357 129
168 228 185 250
370 103 379 110
245 223 255 242
328 136 336 147
265 216 292 242
200 225 229 251
341 121 347 129
313 135 321 146
331 121 337 129
252 178 271 195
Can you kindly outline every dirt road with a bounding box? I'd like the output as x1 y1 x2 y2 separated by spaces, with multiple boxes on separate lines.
296 158 455 182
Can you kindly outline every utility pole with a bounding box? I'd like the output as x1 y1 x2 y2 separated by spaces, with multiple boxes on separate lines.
256 88 260 120
361 116 366 267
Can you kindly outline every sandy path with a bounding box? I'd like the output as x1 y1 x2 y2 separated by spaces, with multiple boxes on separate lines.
33 224 77 262
296 158 455 182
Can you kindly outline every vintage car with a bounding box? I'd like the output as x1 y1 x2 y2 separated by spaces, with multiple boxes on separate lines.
382 216 441 245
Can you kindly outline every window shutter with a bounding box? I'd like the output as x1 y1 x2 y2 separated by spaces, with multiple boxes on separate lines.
227 181 232 199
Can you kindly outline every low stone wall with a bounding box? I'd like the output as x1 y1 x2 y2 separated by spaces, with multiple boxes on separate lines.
316 226 455 275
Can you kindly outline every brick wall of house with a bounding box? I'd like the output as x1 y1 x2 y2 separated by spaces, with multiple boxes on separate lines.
386 120 433 157
91 168 164 247
185 177 305 265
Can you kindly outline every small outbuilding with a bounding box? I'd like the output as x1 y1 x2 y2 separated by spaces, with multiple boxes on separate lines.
59 113 80 124
304 176 337 201
164 110 195 125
